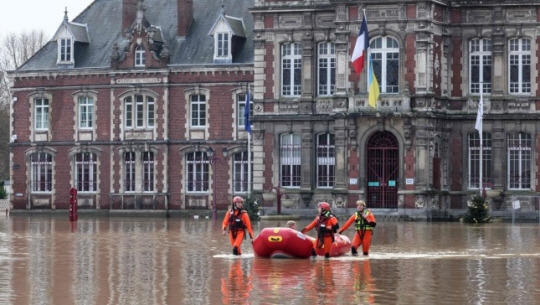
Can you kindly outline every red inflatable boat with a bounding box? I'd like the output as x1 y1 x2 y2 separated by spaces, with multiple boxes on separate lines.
252 227 352 258
252 227 314 258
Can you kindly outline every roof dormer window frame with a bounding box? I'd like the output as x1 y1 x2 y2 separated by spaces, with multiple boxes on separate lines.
135 45 146 68
58 36 74 64
215 31 231 60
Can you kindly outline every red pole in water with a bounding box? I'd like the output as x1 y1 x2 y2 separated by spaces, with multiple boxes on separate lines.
69 188 78 222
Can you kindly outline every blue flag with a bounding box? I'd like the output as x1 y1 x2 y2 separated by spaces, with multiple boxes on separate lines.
244 88 251 133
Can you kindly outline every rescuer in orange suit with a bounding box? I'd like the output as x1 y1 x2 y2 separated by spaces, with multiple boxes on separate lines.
301 202 339 258
339 200 376 256
222 196 254 255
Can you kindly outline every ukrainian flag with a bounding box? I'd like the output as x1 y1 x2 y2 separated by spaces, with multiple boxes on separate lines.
368 55 379 108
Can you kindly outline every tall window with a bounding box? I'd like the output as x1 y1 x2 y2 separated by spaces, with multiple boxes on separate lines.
135 45 145 67
34 98 49 130
470 38 492 94
281 43 302 96
76 152 97 192
124 94 154 129
509 38 531 94
507 132 531 190
125 152 136 192
59 38 72 62
318 42 336 96
217 33 229 57
78 96 94 129
187 151 210 192
233 151 251 193
370 37 399 93
31 152 52 192
317 134 335 188
237 93 252 130
468 132 492 189
280 134 301 187
190 94 206 128
143 152 154 192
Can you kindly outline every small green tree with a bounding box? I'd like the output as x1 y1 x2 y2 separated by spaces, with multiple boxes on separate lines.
0 181 6 199
244 195 260 221
462 194 491 223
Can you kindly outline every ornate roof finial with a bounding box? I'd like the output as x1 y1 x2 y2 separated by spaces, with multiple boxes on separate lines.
64 7 69 22
221 0 225 15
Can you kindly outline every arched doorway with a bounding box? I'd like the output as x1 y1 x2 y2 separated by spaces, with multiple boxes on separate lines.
366 131 399 208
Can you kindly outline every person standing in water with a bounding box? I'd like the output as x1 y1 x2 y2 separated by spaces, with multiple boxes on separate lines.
222 196 254 255
301 202 339 258
339 200 376 256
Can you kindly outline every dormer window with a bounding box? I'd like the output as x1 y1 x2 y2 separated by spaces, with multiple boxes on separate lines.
135 45 146 67
58 38 73 62
59 38 72 62
217 32 229 58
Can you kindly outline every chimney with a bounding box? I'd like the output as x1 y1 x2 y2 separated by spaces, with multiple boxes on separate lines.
177 0 193 37
122 0 138 31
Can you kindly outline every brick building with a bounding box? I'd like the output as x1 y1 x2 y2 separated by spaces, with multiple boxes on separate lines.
9 0 540 215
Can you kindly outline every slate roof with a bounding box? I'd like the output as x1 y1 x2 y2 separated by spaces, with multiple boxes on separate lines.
18 0 254 71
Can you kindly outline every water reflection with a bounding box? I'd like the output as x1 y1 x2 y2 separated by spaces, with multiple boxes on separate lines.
0 217 540 304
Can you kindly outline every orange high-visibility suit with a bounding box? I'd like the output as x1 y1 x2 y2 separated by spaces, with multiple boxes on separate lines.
301 212 339 257
222 208 254 255
339 209 376 255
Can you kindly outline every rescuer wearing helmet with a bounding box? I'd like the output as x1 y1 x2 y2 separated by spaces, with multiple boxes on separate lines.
222 196 254 255
338 200 376 256
301 202 339 258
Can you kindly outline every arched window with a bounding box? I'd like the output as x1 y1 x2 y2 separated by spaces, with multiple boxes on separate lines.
124 94 155 129
317 133 335 188
468 132 492 189
507 132 531 190
186 151 210 192
318 42 336 96
369 37 399 93
508 38 531 94
281 43 302 97
280 134 301 187
233 151 251 193
469 38 491 94
31 152 53 192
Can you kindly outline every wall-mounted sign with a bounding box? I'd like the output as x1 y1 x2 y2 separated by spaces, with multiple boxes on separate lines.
388 180 396 186
349 178 358 185
368 182 379 187
406 178 414 185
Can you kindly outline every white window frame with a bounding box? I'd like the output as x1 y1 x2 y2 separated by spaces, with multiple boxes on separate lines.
233 151 250 193
317 42 336 96
469 38 492 94
467 132 492 189
369 37 400 94
58 37 73 63
78 96 94 129
237 93 251 130
31 152 52 193
186 151 210 193
317 133 335 188
190 94 207 128
135 45 145 67
76 152 97 193
124 152 136 192
507 132 531 190
508 38 531 95
281 43 302 97
143 151 154 192
280 134 301 188
34 98 49 130
124 94 155 129
216 32 230 58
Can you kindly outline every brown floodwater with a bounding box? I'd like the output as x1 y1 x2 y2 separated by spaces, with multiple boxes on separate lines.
0 215 539 305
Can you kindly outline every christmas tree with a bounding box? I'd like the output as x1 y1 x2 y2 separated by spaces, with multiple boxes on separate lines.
462 194 492 223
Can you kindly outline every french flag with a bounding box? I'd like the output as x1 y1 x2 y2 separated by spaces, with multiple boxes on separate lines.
351 15 369 75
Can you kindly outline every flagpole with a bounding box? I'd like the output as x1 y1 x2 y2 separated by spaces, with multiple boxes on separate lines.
246 86 252 196
479 85 483 195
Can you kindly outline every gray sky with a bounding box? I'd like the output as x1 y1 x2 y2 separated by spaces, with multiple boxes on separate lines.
0 0 94 39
